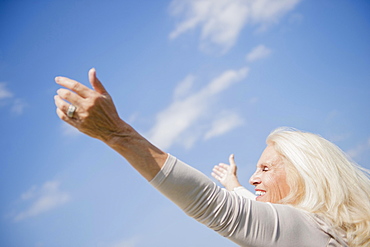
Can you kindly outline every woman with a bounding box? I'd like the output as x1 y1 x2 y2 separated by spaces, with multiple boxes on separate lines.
54 69 370 246
212 131 370 246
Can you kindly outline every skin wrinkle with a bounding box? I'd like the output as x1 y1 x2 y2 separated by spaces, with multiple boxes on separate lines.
249 145 290 204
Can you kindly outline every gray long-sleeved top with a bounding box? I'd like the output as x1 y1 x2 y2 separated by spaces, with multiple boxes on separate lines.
150 154 348 247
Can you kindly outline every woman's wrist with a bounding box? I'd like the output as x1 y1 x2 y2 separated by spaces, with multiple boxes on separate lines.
225 177 242 191
103 119 167 181
102 119 137 148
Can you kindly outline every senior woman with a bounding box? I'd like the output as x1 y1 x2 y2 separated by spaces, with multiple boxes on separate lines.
54 69 370 247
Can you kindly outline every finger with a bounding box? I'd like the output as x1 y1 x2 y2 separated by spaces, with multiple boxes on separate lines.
54 95 71 114
212 167 223 174
55 95 79 119
211 172 222 181
229 154 237 174
219 163 230 170
55 76 92 98
57 88 83 107
213 167 228 178
56 107 76 126
229 154 236 168
214 165 227 173
88 68 107 95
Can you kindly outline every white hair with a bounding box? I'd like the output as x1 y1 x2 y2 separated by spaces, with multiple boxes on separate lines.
267 127 370 247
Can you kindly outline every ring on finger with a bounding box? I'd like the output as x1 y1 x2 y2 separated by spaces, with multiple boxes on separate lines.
67 104 77 118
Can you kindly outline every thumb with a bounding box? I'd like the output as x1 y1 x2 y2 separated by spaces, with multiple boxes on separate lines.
229 154 237 174
89 68 107 94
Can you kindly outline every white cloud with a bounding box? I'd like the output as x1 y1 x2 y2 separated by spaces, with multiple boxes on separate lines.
346 137 370 160
147 67 249 150
110 236 140 247
246 44 271 62
20 185 38 200
0 83 13 99
61 122 81 136
249 0 301 30
204 111 244 140
11 98 27 115
249 97 259 104
169 0 301 53
0 82 27 115
173 74 195 100
14 180 70 222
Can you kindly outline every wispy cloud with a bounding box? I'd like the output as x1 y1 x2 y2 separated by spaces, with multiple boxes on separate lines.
169 0 301 53
61 122 81 136
249 97 259 104
204 111 244 140
172 74 196 100
11 98 27 115
147 67 249 150
110 236 140 247
14 180 70 222
346 137 370 160
246 44 272 62
0 82 27 115
0 83 13 99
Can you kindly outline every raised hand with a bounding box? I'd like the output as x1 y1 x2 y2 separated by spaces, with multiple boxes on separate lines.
212 154 242 191
54 68 167 181
54 68 126 143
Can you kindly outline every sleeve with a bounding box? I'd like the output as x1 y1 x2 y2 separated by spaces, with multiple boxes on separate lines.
233 186 256 200
150 154 330 247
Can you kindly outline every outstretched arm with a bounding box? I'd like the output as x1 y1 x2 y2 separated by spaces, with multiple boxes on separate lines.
54 68 167 181
212 154 242 191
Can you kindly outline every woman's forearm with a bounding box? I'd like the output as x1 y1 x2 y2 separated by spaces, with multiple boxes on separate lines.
104 119 168 181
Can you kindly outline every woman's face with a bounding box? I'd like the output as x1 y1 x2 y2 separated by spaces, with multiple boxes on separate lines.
249 145 290 203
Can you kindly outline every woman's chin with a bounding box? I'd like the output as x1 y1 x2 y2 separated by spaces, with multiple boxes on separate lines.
256 194 267 202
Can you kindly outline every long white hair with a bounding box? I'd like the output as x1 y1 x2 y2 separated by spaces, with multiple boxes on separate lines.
267 127 370 247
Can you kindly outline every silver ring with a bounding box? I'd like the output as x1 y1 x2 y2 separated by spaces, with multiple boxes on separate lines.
67 105 77 118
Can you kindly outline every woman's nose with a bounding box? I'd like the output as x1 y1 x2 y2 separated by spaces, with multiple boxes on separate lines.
249 172 261 185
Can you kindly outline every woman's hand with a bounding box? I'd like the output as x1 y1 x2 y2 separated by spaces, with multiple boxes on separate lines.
54 68 167 181
54 68 126 143
212 154 242 191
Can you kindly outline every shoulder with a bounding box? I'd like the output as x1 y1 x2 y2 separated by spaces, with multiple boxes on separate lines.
303 212 348 246
270 204 348 246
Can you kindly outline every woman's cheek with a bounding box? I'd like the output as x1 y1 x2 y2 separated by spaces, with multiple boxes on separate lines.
264 174 286 203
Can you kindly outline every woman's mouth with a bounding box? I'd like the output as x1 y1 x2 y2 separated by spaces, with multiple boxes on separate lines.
255 190 266 197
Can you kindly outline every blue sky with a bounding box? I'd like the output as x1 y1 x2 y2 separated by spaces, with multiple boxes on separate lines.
1 0 369 246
